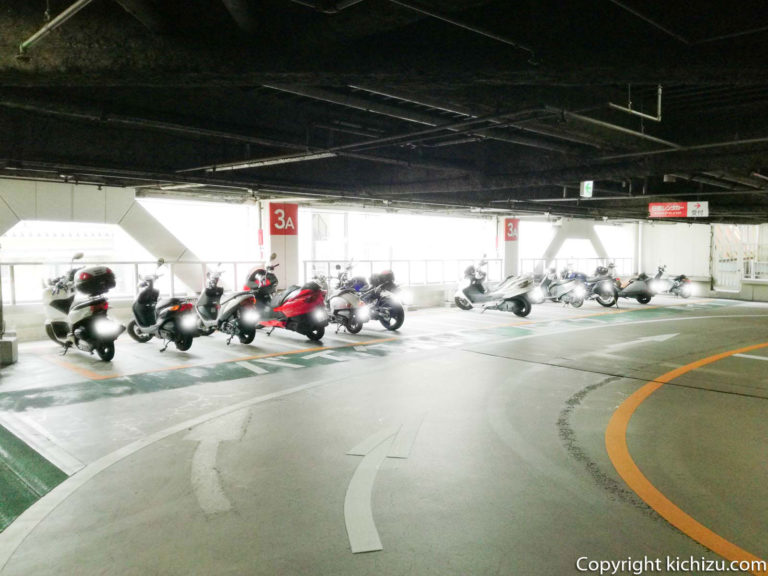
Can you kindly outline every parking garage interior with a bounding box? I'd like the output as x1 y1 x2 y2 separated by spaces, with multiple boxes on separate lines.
1 1 768 575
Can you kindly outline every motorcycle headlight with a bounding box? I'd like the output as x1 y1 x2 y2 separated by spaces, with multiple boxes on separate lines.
531 287 544 300
650 281 664 293
180 313 198 331
398 289 413 305
357 304 370 321
573 285 587 298
312 308 328 323
94 318 122 337
240 309 260 325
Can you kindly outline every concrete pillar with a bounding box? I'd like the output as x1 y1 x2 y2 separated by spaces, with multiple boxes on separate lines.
117 201 202 292
268 202 300 287
502 217 520 276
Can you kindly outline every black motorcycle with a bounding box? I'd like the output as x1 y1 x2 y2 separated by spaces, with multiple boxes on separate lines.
343 269 405 331
126 259 199 351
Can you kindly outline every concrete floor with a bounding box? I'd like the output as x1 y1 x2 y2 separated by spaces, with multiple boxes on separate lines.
0 297 766 575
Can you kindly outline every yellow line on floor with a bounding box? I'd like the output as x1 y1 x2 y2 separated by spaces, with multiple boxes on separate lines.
606 341 768 575
47 356 119 381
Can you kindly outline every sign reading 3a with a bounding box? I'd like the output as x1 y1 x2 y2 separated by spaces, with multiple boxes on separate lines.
504 218 519 241
269 203 298 235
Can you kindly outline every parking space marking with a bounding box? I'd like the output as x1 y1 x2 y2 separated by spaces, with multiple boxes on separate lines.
606 341 768 575
734 353 768 362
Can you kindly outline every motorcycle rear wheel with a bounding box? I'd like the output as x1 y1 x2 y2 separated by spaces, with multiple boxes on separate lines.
238 330 255 344
127 320 152 343
379 299 405 330
636 295 652 304
454 296 473 310
347 317 363 334
306 327 325 341
596 293 617 307
175 334 193 351
510 297 531 317
95 342 115 362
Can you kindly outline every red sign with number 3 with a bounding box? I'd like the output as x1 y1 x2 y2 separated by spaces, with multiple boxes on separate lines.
504 218 519 241
270 203 298 236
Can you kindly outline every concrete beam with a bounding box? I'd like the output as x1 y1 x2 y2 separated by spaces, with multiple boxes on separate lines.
112 0 167 33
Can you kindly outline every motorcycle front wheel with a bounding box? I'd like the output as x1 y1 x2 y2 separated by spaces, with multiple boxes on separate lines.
379 299 405 330
570 296 584 308
127 320 152 343
454 296 473 310
95 342 115 361
636 295 652 304
680 287 692 298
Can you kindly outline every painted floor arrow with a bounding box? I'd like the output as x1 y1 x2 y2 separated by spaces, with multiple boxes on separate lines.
606 333 678 351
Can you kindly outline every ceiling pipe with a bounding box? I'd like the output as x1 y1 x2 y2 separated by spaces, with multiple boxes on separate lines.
18 0 95 57
605 0 690 45
112 0 167 34
601 135 768 161
220 0 259 33
549 107 680 149
609 85 662 122
349 84 602 148
288 0 365 14
265 84 568 152
182 107 553 173
385 0 538 64
0 98 468 175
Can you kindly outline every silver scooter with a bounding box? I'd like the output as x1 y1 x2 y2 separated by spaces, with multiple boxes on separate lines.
42 252 124 361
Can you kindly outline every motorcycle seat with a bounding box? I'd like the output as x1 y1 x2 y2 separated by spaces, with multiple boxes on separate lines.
221 291 251 305
157 297 184 310
271 286 299 308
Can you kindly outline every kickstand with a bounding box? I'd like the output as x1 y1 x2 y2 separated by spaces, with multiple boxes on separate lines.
267 327 275 336
226 333 234 345
60 342 72 356
159 339 169 352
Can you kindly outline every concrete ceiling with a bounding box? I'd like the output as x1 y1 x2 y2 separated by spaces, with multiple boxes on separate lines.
2 0 768 222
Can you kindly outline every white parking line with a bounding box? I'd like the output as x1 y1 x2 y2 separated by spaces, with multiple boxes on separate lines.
734 353 768 362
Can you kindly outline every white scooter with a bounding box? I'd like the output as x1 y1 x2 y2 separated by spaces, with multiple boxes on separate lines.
454 260 535 317
43 252 125 361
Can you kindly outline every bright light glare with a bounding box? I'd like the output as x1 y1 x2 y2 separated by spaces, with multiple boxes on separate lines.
180 314 198 331
312 308 328 323
531 287 544 301
241 309 260 325
650 281 664 293
357 305 370 321
573 285 587 298
94 319 121 337
399 290 413 305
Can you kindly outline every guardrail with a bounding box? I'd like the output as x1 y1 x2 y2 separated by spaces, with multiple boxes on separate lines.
303 259 504 287
0 260 265 306
520 257 635 277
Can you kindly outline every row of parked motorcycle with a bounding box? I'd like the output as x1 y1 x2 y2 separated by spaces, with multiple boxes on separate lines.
43 253 406 362
453 259 693 316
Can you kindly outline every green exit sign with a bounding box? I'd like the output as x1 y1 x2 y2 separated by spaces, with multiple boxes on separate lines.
580 180 594 198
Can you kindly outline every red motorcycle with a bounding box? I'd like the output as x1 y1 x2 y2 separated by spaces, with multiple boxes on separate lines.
245 254 329 341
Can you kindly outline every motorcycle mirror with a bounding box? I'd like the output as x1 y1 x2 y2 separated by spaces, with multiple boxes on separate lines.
157 258 165 267
72 252 84 261
335 264 341 270
269 252 277 261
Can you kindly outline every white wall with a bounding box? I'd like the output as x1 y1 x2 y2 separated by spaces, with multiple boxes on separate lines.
641 222 711 278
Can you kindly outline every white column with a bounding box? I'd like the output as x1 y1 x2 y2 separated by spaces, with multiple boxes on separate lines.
503 217 520 276
268 202 300 287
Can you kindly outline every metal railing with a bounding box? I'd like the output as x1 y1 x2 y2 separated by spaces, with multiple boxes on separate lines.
0 260 265 306
741 243 768 281
520 257 635 278
303 259 504 287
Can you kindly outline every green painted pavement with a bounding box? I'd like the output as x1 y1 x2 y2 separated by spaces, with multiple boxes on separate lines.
0 301 739 413
0 424 67 532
